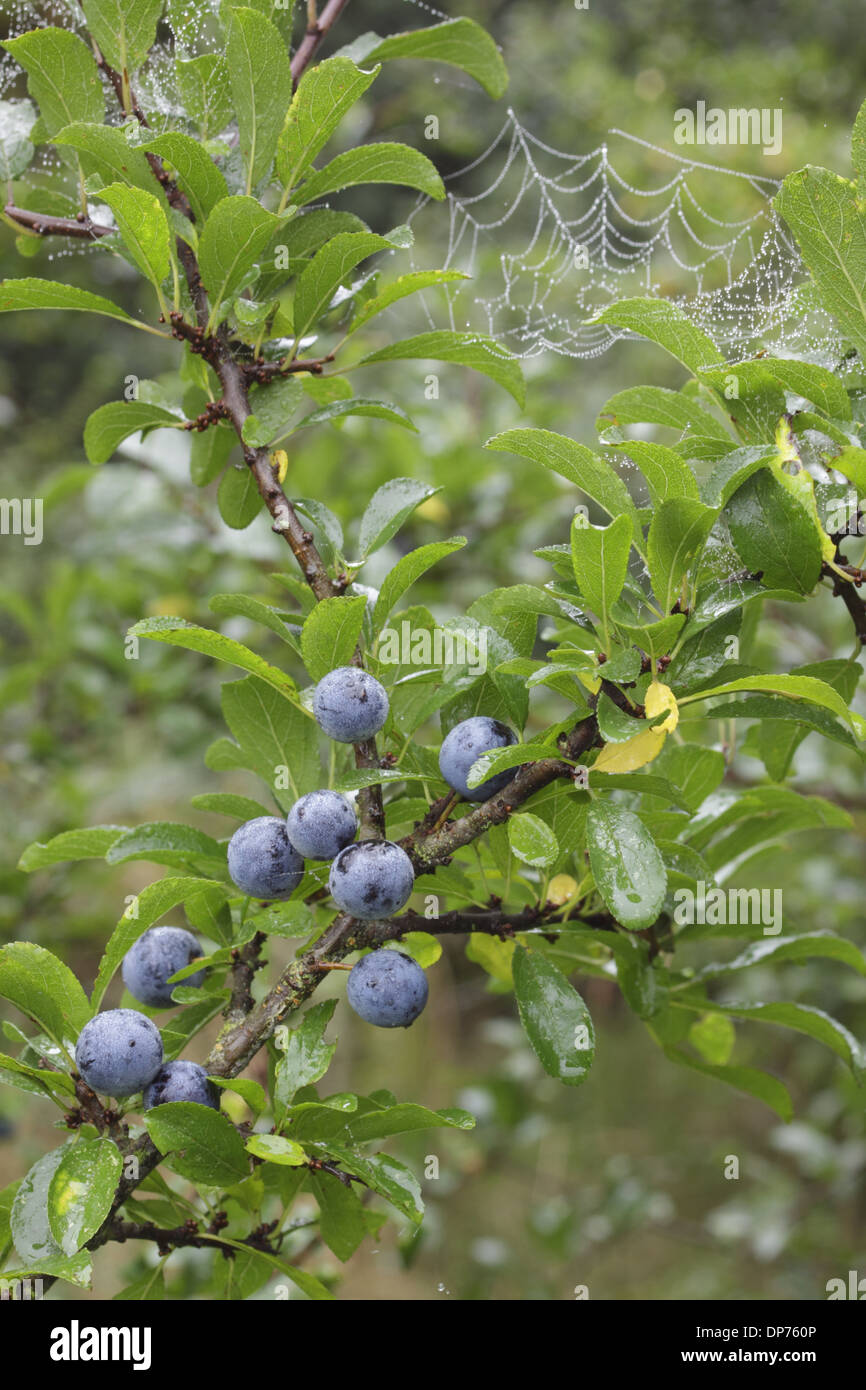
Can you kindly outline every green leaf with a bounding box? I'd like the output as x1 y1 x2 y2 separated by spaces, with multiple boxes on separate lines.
647 498 718 612
52 123 165 201
246 1134 307 1165
81 0 163 74
11 1146 70 1263
309 1171 367 1261
614 439 700 508
2 28 104 136
198 196 286 319
218 464 265 529
570 512 632 630
105 822 226 872
679 996 865 1078
312 1101 475 1145
314 1143 423 1224
679 672 865 737
337 18 508 98
597 384 733 444
274 1001 338 1121
586 802 667 929
508 813 559 868
586 770 692 812
291 397 416 435
775 165 866 362
176 54 233 141
190 793 272 821
209 1076 267 1117
691 932 866 983
0 278 142 328
145 1101 250 1186
296 141 444 206
276 56 380 190
0 98 37 179
209 592 299 648
293 231 402 339
588 297 723 373
129 617 298 699
241 376 303 447
18 824 128 872
221 674 319 808
47 1138 122 1255
225 6 292 192
358 477 439 557
688 1012 736 1065
349 269 469 334
140 133 229 223
96 183 173 292
92 876 225 1008
725 468 823 595
762 358 851 420
487 428 640 543
84 401 182 465
0 944 92 1050
365 331 524 405
113 1267 166 1300
663 1048 793 1121
373 537 466 629
301 595 366 682
191 421 236 485
512 945 595 1086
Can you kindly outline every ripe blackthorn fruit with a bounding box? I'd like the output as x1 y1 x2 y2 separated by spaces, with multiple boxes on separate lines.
286 789 357 861
122 926 205 1008
438 715 519 801
143 1060 220 1110
328 839 414 918
227 815 304 899
75 1009 164 1097
313 666 388 743
346 949 429 1028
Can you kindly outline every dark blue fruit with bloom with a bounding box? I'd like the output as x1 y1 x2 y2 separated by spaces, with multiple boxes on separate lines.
286 789 357 861
122 926 205 1008
313 666 389 743
328 839 414 919
346 949 429 1028
438 715 519 801
75 1009 164 1097
143 1060 220 1110
227 816 304 899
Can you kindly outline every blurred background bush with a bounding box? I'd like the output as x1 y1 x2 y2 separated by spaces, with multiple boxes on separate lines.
1 0 865 1298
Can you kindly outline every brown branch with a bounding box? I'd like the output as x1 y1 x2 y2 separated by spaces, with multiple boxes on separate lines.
823 557 866 645
291 0 354 88
3 205 113 238
404 716 600 873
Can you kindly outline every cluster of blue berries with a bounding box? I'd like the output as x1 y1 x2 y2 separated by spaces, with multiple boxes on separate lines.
74 672 522 1101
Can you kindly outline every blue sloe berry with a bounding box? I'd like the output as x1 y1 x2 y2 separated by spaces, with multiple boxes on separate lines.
286 789 358 861
313 666 389 743
227 816 304 899
328 839 415 919
346 949 429 1028
75 1009 164 1097
122 926 205 1008
438 715 519 801
143 1060 220 1110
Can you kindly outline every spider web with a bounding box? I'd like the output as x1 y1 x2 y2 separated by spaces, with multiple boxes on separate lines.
404 111 839 364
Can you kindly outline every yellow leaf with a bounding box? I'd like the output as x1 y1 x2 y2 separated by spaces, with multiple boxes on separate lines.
593 726 666 772
270 449 288 484
645 680 679 733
